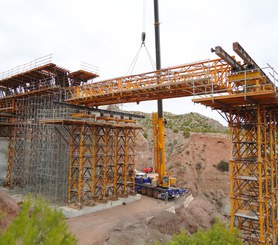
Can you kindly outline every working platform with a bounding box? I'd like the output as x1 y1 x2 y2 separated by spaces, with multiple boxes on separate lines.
193 91 278 110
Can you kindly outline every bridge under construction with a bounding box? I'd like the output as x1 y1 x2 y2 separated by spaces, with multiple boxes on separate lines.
0 42 277 244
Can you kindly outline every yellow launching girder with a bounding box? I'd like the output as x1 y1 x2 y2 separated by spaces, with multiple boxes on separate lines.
65 58 231 106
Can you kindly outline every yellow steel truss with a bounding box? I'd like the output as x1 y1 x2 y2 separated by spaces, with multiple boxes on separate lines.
68 123 138 207
228 105 277 244
65 58 231 106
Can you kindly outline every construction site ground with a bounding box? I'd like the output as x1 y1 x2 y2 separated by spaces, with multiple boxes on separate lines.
67 192 228 245
67 195 191 245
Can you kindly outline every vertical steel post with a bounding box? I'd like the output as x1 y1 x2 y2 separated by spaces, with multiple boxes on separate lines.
78 124 85 206
229 109 235 230
91 125 97 204
257 105 264 244
113 128 118 198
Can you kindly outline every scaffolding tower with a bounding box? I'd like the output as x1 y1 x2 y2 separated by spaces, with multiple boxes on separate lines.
0 57 141 206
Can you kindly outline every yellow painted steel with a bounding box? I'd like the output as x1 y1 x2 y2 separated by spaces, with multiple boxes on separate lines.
91 125 97 204
227 106 277 244
132 129 136 194
103 127 108 200
124 128 128 196
152 112 176 187
66 59 231 106
157 117 166 181
257 106 264 244
113 128 118 199
78 124 85 206
152 113 159 177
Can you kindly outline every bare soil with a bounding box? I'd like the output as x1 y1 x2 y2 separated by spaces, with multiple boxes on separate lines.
67 195 173 245
0 189 19 230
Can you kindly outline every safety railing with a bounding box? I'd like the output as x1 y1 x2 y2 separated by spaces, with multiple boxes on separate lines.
195 66 277 101
0 54 53 81
0 79 59 98
80 61 100 76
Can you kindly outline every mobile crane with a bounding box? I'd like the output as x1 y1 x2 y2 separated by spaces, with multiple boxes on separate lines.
135 112 188 199
135 0 188 199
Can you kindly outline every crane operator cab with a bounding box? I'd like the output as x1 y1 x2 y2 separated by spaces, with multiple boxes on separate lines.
162 175 176 188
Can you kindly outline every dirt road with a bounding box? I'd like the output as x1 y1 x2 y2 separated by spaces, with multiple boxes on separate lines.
67 196 175 245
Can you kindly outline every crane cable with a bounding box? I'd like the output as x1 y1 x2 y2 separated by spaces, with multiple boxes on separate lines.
126 0 156 75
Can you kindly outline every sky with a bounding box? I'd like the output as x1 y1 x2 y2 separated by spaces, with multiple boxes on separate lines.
0 0 278 125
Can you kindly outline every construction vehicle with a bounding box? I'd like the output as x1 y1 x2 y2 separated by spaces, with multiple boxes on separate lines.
135 112 188 199
135 0 188 199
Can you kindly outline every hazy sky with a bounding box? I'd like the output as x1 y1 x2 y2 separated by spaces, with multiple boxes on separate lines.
1 0 278 125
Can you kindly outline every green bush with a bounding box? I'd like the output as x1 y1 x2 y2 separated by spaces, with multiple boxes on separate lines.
143 132 148 139
173 128 179 133
0 196 76 245
216 160 229 172
183 130 190 138
195 162 202 170
154 219 243 245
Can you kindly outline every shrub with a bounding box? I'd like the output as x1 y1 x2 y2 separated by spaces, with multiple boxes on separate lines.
0 196 76 245
143 132 148 139
154 218 243 245
216 160 229 172
173 128 179 133
195 162 203 170
183 130 190 138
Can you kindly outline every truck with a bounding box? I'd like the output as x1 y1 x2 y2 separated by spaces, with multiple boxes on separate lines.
135 176 188 199
135 112 188 199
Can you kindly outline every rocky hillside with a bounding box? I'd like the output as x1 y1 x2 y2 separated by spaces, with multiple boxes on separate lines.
135 110 232 221
137 111 228 134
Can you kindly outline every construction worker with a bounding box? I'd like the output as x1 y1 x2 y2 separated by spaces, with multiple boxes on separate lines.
165 191 168 205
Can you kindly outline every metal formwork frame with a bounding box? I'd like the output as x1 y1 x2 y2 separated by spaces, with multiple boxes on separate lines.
105 127 116 199
117 128 125 196
126 128 136 195
95 126 106 201
68 123 138 206
69 124 94 206
229 105 277 244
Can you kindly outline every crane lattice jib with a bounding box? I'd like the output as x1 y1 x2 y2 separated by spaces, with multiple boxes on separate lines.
66 58 231 107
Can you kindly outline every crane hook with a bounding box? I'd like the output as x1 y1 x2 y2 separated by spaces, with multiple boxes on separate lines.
141 32 146 46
